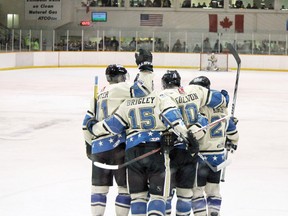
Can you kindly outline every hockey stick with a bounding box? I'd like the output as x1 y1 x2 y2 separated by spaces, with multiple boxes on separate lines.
94 148 161 170
94 76 98 116
227 43 241 116
93 115 229 170
221 43 241 182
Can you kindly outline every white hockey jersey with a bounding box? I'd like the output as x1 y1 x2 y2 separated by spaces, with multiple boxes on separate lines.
83 81 131 153
161 85 227 127
91 91 190 150
196 106 239 166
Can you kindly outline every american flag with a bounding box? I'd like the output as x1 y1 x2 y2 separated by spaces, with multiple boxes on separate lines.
140 14 163 27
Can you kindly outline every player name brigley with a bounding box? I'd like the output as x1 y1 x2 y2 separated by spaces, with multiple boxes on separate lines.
175 93 199 103
126 97 155 106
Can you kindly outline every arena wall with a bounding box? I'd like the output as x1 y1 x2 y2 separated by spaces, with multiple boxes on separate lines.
1 52 288 72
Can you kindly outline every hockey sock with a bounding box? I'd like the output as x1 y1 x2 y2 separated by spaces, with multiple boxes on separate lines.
176 197 192 216
91 193 107 216
192 196 207 216
130 198 148 216
147 198 166 216
207 196 221 215
115 193 131 216
165 196 172 215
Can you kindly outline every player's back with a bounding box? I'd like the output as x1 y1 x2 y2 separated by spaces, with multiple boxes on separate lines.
96 82 131 121
198 106 228 152
114 91 180 150
162 85 209 127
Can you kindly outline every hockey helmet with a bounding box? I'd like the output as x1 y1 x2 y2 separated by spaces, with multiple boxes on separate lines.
189 76 211 89
105 64 128 83
161 70 181 89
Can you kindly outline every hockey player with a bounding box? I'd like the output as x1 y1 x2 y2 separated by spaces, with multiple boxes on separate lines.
160 70 230 216
189 76 239 216
82 64 131 216
86 52 200 216
207 53 219 71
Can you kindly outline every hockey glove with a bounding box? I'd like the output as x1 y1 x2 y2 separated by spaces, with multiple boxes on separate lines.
135 49 153 72
86 118 98 135
225 139 237 153
221 89 229 107
160 131 177 154
186 130 199 157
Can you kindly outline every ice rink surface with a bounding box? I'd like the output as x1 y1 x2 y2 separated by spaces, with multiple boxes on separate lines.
0 67 287 216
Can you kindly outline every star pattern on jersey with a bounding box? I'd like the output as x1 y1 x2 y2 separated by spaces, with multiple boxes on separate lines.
98 141 103 146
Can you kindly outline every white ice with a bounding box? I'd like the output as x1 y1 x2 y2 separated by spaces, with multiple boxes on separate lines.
0 67 287 216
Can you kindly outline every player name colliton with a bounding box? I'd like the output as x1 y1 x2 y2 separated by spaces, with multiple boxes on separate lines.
175 93 199 103
126 97 155 106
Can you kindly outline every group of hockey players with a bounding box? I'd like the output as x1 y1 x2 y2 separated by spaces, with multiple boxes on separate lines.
82 49 239 216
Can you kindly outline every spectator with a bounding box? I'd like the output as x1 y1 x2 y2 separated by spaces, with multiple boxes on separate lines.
112 0 119 7
210 0 218 8
260 2 266 9
196 2 202 8
213 39 223 53
193 44 201 53
32 38 40 51
90 0 97 6
154 38 164 52
268 3 274 10
235 0 243 8
153 0 161 7
203 37 212 53
163 0 171 7
182 0 191 8
24 34 31 50
252 3 258 9
246 3 252 9
129 37 136 51
218 0 223 7
99 36 110 51
145 0 153 7
110 36 119 51
164 44 169 52
172 39 182 52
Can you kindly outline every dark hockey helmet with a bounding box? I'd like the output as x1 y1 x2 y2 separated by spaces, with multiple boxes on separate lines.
189 76 211 89
161 70 181 89
105 64 128 83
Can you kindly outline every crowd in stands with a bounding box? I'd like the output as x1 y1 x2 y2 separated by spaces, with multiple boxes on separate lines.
49 35 288 55
80 0 288 10
230 0 274 9
0 26 287 55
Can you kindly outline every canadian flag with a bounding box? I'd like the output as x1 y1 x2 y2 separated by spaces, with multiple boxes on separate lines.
209 14 244 33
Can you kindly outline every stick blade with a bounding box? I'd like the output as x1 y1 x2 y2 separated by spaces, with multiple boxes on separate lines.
93 161 119 170
215 157 232 172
